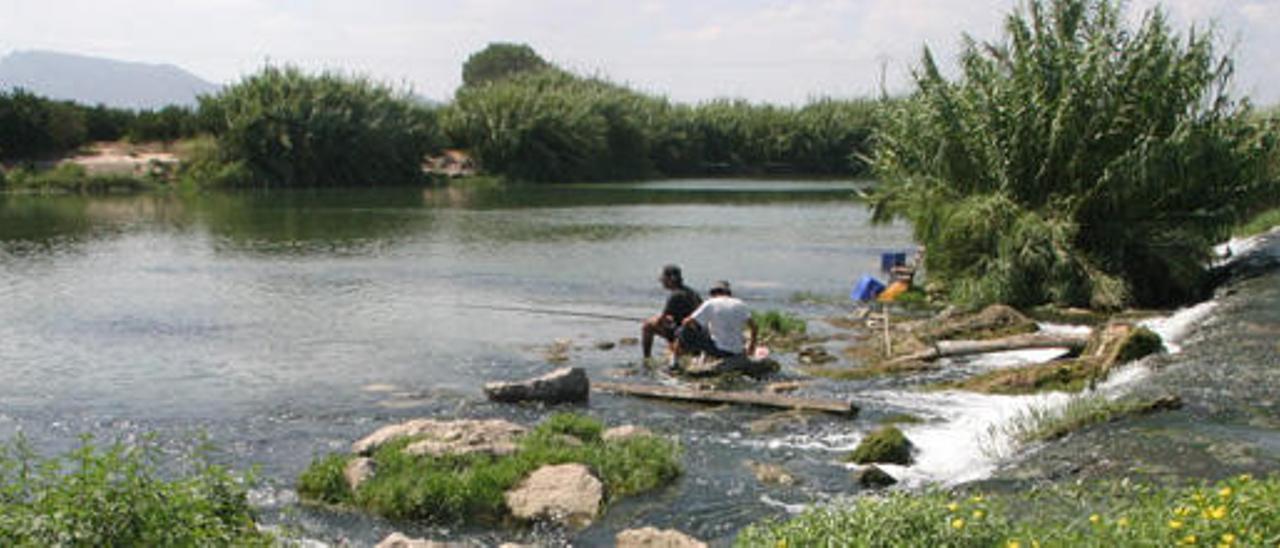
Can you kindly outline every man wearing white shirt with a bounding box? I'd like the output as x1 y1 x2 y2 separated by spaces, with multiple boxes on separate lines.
675 280 758 359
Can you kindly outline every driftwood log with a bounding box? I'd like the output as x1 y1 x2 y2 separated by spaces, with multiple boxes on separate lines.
879 332 1089 368
593 381 858 417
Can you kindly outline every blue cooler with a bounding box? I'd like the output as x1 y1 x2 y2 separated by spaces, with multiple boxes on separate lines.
852 275 886 302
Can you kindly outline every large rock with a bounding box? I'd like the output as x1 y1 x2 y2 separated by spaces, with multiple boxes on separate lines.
616 527 708 548
503 463 602 529
375 532 463 548
847 426 914 465
343 457 375 492
484 367 589 404
352 418 526 457
745 460 796 486
921 304 1037 342
1083 322 1164 370
680 354 780 379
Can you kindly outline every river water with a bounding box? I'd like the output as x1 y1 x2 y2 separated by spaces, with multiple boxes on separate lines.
4 181 1273 546
0 180 917 545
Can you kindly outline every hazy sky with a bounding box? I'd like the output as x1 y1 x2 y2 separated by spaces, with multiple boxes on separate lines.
2 0 1277 105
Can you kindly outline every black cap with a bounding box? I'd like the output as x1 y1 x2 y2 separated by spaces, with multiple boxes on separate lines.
662 264 683 282
709 280 731 296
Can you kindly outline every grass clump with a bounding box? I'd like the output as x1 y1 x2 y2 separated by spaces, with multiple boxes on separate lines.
2 163 161 193
737 475 1280 547
0 436 271 546
996 393 1182 445
296 413 681 525
753 310 807 337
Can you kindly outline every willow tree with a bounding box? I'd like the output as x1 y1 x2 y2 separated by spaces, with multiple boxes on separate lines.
871 0 1278 308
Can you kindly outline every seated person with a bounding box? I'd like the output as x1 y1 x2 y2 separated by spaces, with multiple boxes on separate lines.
641 264 702 360
675 280 757 360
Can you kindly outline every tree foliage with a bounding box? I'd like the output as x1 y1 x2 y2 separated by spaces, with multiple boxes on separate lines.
462 42 552 87
199 66 440 187
871 0 1279 309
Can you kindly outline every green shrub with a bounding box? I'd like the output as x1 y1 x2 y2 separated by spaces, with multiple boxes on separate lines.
297 413 681 524
1235 207 1280 237
199 66 441 187
461 42 553 88
870 0 1279 309
0 436 271 546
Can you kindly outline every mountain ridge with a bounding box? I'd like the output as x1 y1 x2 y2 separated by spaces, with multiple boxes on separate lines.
0 50 220 109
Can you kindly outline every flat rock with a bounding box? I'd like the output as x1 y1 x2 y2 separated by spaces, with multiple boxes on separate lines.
603 424 655 442
595 340 617 350
681 355 779 379
352 418 527 457
343 457 375 492
484 367 589 404
616 527 708 548
504 463 602 529
375 532 464 548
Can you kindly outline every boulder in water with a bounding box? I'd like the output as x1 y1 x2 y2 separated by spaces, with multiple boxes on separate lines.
680 354 779 379
616 527 708 548
376 532 462 548
484 366 590 404
855 464 898 489
603 424 654 442
847 426 914 465
352 418 526 457
504 463 603 529
745 460 796 486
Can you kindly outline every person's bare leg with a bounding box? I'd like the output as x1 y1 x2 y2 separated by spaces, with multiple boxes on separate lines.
641 315 661 358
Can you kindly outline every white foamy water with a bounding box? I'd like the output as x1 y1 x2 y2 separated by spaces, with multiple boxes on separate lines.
1213 228 1278 266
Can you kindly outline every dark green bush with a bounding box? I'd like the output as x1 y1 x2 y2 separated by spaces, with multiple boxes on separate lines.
870 0 1279 309
462 42 553 88
847 426 913 465
0 436 271 546
199 66 441 187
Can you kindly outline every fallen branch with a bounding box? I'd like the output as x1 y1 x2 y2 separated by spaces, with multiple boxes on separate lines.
592 381 858 417
879 332 1089 368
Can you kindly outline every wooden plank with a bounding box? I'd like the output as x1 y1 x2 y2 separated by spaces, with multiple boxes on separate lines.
879 332 1089 368
593 381 858 417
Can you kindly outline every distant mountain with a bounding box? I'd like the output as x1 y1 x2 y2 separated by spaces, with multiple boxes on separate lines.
0 50 220 110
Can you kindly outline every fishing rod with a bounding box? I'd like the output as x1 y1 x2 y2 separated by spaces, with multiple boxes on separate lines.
454 303 645 323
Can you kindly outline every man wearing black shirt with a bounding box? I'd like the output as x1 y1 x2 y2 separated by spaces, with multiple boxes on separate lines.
641 264 702 360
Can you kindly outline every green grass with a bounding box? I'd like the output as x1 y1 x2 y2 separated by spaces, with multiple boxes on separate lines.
296 413 681 524
736 475 1280 547
1235 207 1280 238
752 310 807 337
0 435 271 546
2 163 161 193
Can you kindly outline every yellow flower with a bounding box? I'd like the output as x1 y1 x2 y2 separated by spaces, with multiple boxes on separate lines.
1175 506 1193 517
1219 486 1233 498
1180 535 1197 545
1089 514 1100 524
1222 532 1237 544
948 502 960 512
970 495 985 503
1117 517 1130 528
973 509 985 519
1006 541 1021 548
952 518 966 530
1209 505 1228 520
775 540 787 548
1238 473 1252 482
1169 520 1184 530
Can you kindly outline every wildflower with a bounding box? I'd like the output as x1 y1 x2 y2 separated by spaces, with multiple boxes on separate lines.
1169 520 1184 530
1221 532 1236 544
1089 514 1100 524
948 502 960 512
1006 541 1021 548
1219 486 1233 498
970 495 985 503
952 518 966 530
1238 474 1251 482
1117 517 1130 528
776 540 787 548
973 509 985 520
1180 534 1197 545
1209 505 1228 520
1175 506 1193 517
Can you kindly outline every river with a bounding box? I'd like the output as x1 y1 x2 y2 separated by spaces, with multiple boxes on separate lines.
4 181 1274 546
